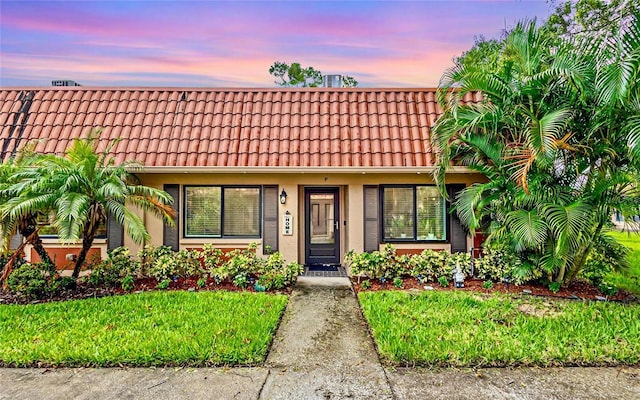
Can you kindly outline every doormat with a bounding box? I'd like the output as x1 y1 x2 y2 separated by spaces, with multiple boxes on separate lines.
307 264 340 272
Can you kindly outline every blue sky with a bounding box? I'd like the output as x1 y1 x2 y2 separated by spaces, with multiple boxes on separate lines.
0 1 551 87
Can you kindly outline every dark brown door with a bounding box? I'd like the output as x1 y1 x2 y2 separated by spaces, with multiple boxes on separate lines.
305 187 340 265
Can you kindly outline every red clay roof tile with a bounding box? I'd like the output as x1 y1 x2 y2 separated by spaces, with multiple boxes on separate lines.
1 87 479 168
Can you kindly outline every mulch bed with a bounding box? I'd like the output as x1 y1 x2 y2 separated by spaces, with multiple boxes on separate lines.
351 276 639 303
0 276 292 305
2 275 637 305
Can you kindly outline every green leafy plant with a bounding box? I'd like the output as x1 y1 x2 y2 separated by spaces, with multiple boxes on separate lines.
149 254 180 282
581 235 629 287
121 274 134 291
198 244 223 276
393 277 403 288
438 276 449 288
89 247 139 287
233 273 249 289
157 278 171 290
548 282 561 294
598 282 618 296
345 244 408 280
137 245 174 277
46 275 77 296
361 279 372 290
408 249 446 282
482 280 494 289
6 263 49 299
197 277 207 288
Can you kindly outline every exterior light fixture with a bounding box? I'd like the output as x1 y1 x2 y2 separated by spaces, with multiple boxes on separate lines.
280 189 288 204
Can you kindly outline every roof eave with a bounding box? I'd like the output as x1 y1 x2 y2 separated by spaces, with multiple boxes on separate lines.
133 166 478 174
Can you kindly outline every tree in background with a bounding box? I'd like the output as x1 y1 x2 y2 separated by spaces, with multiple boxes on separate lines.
433 15 640 285
544 0 637 43
269 61 358 87
4 133 176 278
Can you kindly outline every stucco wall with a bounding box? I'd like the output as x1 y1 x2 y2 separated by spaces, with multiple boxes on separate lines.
8 171 482 267
135 171 482 265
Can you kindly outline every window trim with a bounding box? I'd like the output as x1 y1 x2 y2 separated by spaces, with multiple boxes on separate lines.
379 184 448 243
183 185 263 239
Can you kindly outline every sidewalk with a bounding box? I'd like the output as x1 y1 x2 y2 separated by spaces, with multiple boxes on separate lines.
1 277 639 399
258 276 393 399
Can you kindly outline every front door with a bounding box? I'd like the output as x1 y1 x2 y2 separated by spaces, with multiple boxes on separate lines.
305 188 340 265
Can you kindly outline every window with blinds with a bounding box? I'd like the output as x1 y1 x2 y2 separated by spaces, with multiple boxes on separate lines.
184 186 260 238
383 187 414 239
381 185 446 241
223 188 260 236
416 186 446 240
36 211 107 238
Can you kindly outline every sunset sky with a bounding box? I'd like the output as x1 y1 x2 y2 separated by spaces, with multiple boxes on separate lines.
1 1 551 88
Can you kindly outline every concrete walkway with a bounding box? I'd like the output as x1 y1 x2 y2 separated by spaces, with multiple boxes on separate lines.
259 276 393 399
2 277 640 399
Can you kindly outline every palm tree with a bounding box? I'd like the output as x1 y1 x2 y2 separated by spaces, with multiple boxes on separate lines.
0 149 56 271
433 16 640 285
10 133 176 278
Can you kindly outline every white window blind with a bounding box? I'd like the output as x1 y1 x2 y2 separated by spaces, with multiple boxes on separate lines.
185 186 221 237
416 186 446 240
383 187 414 240
223 188 260 236
381 186 446 241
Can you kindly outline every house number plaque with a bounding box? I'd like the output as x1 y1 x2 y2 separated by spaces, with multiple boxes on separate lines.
283 212 293 235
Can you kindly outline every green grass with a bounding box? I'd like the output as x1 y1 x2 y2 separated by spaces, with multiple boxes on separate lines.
359 290 640 367
607 231 640 295
0 291 287 367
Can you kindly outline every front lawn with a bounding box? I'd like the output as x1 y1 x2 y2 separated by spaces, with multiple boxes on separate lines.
607 231 640 295
360 290 640 367
0 291 287 367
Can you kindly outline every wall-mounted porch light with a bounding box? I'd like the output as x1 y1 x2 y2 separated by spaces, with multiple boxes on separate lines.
280 189 288 204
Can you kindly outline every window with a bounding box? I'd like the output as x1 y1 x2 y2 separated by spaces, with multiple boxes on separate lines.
184 186 261 237
36 211 107 238
382 186 446 241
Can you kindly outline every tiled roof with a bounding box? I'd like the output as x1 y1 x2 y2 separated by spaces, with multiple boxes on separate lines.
0 87 481 168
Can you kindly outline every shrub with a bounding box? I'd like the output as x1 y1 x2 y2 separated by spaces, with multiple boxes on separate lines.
598 282 618 296
6 263 49 299
47 275 77 294
121 274 134 291
149 254 180 282
408 250 446 282
482 280 494 289
581 235 629 287
89 247 139 287
255 252 303 291
438 275 449 287
214 244 261 281
345 244 408 280
393 277 403 288
233 272 249 288
548 282 561 294
444 252 472 277
137 245 174 277
157 278 171 290
174 249 205 277
198 244 224 275
361 279 372 290
0 251 27 275
257 272 285 291
473 243 539 285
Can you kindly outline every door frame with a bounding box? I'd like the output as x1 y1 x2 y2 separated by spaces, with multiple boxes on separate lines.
304 187 341 265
